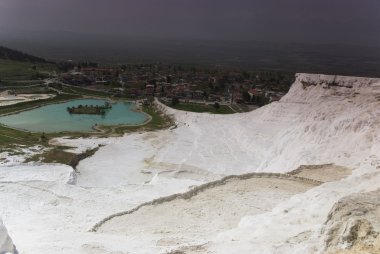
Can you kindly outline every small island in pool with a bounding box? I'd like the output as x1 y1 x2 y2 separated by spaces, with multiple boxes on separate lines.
67 102 112 115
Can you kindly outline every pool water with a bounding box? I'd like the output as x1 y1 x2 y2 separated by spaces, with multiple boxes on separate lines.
0 99 148 133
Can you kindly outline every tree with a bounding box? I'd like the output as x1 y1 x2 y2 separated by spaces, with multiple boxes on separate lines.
242 91 251 102
171 97 179 106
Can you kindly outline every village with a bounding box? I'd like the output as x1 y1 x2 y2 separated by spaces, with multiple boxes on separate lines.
58 63 293 112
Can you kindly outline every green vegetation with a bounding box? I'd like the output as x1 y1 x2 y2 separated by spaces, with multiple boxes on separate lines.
140 105 173 130
0 46 46 63
58 85 112 97
163 100 235 114
0 59 44 81
67 103 112 115
230 103 253 113
113 105 173 134
0 124 41 146
25 146 101 169
0 59 55 84
25 147 77 165
0 93 81 115
3 84 51 94
0 47 55 85
171 97 180 106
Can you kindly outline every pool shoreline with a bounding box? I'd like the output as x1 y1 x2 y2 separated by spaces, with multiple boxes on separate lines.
0 97 152 134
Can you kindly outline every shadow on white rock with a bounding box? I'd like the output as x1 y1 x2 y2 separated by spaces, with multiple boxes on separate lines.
0 219 17 254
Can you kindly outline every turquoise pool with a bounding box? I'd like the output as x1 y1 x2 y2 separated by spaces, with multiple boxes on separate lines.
0 99 149 133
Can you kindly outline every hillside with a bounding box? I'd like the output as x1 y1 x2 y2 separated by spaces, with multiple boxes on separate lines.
1 73 380 253
2 35 380 76
0 47 54 84
0 46 46 63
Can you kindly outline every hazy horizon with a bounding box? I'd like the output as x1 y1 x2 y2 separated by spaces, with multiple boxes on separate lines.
1 0 380 77
1 0 380 46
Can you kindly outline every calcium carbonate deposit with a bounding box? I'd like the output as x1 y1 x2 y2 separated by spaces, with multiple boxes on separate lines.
1 73 380 253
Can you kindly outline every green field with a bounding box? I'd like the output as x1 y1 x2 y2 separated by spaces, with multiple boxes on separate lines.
0 124 42 146
163 101 235 114
60 85 112 97
0 59 55 82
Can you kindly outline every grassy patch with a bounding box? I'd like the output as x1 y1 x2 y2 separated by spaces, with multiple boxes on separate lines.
142 105 174 130
236 103 254 112
25 146 101 169
2 80 43 87
164 102 235 114
113 105 173 134
0 124 42 146
27 148 77 165
60 85 111 97
0 59 54 81
0 93 81 115
4 84 51 94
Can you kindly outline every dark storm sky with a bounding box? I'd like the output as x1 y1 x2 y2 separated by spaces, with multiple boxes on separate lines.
0 0 380 45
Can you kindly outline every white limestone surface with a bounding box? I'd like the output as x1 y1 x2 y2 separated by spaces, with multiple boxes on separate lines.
1 73 380 253
0 218 15 254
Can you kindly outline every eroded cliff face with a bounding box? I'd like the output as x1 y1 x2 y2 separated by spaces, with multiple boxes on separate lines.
283 73 380 104
0 219 16 254
206 74 380 254
244 73 380 177
322 190 380 254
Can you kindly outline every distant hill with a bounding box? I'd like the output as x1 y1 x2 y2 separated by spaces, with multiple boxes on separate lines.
0 46 46 63
2 35 379 77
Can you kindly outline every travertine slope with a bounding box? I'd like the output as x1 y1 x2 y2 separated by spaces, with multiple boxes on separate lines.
0 219 16 254
1 73 380 253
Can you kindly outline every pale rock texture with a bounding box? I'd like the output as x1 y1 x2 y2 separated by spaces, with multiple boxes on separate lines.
1 73 380 253
0 219 16 254
322 190 380 254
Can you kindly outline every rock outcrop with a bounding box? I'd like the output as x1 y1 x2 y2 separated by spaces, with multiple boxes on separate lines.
322 190 380 254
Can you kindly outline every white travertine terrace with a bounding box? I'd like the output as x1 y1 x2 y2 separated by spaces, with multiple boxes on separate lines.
1 73 380 253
